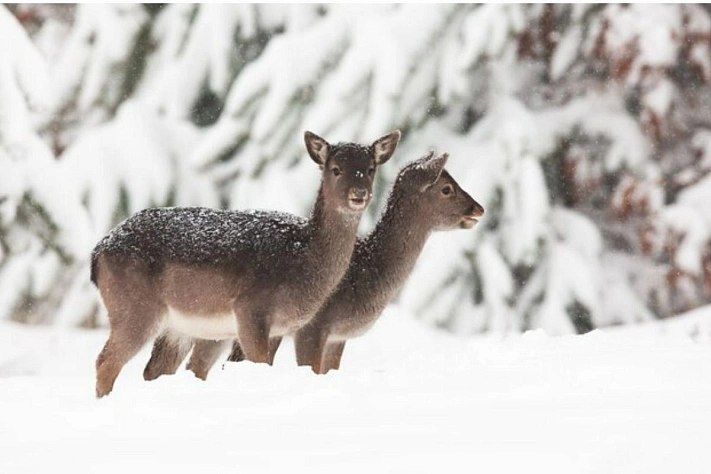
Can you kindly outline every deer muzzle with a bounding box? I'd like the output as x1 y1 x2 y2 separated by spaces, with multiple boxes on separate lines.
347 188 369 211
460 202 485 229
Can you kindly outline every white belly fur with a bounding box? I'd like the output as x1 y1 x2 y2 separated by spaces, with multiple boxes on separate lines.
166 307 238 340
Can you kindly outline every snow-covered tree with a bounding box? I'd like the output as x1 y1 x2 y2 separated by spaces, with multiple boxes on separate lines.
4 4 711 334
400 4 711 334
0 6 91 324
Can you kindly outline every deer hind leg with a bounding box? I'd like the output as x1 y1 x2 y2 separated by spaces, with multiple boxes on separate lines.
186 339 230 380
95 258 166 397
143 331 193 381
96 307 164 398
319 340 346 374
294 324 328 372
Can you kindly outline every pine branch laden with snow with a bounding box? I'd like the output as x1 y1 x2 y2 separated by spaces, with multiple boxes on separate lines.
36 5 147 154
401 4 711 334
0 6 91 324
4 4 711 333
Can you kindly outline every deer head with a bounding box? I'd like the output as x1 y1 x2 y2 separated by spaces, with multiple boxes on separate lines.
304 130 401 213
396 151 484 230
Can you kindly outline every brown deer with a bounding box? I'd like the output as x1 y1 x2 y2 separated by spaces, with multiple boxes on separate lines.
92 130 400 397
180 150 484 377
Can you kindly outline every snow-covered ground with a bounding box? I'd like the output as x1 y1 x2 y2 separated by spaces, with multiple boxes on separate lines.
2 307 711 474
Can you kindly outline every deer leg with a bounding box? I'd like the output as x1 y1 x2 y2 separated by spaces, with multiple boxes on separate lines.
294 324 328 372
143 331 193 381
96 310 163 398
236 312 270 364
186 339 229 380
227 340 245 362
319 340 346 374
268 336 283 365
227 336 280 366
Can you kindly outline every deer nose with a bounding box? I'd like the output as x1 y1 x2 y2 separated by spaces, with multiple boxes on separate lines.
349 188 368 201
470 202 485 218
461 202 484 229
347 187 369 210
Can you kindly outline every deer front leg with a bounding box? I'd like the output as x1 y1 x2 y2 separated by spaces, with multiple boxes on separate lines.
186 339 230 380
319 340 346 374
236 311 270 364
268 337 283 365
294 324 328 371
228 336 282 365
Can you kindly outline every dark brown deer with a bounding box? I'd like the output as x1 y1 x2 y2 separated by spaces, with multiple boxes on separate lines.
92 130 400 397
181 151 484 377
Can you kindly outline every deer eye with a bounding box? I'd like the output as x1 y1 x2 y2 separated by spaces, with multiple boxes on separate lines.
332 167 342 177
368 167 375 177
441 184 454 196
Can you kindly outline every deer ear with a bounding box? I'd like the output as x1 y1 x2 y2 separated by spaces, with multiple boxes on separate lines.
417 150 437 164
372 130 401 165
304 131 330 165
424 152 449 186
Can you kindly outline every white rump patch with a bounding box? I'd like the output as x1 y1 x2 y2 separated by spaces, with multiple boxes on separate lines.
166 307 238 340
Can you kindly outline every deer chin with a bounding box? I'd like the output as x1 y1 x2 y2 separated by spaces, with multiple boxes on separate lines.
460 216 479 229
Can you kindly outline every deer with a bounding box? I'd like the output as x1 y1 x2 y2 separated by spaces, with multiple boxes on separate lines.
91 130 401 397
174 150 484 378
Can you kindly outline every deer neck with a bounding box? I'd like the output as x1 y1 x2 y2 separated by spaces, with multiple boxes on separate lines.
365 191 431 288
305 185 361 284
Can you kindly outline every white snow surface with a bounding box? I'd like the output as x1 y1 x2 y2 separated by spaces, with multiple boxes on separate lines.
2 306 711 474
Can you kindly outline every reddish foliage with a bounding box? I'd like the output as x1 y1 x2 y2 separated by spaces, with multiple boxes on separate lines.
665 267 679 288
642 109 663 144
611 41 639 81
516 5 562 68
612 179 650 219
540 4 557 65
640 224 656 256
591 19 609 59
11 6 38 26
562 157 581 205
518 30 534 59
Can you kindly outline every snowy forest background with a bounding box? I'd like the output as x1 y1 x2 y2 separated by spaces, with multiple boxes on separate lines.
3 3 711 336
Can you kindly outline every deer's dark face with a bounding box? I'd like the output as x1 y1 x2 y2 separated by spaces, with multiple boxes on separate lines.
305 130 401 214
397 151 484 231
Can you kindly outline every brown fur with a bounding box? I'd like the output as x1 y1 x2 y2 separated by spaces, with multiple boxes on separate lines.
183 151 484 377
295 152 483 373
185 339 230 380
93 130 400 397
143 332 193 381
